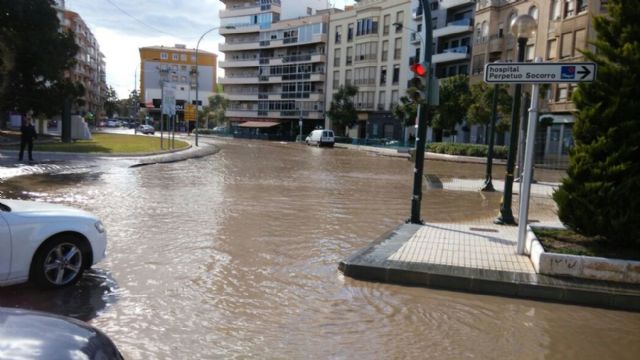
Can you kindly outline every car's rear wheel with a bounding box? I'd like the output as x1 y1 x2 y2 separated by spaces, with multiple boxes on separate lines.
30 235 88 288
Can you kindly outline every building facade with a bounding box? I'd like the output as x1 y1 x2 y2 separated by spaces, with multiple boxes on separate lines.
218 0 329 138
53 4 107 119
326 0 413 140
139 44 217 124
471 0 605 163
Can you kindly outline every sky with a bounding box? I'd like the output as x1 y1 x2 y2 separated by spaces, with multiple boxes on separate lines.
65 0 355 100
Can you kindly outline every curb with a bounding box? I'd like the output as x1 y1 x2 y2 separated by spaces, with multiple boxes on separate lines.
526 225 640 284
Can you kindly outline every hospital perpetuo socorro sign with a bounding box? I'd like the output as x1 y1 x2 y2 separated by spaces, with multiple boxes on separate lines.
484 62 597 84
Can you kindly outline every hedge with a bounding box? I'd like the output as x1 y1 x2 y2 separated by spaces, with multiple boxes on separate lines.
425 142 508 159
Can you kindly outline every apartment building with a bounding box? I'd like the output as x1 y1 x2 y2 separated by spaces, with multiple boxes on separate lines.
326 0 412 140
53 4 107 119
471 0 605 163
218 0 329 138
139 44 217 124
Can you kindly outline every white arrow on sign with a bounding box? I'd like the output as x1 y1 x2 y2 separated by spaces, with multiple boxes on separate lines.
484 62 597 84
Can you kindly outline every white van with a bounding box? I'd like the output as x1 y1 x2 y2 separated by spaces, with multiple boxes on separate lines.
305 129 335 147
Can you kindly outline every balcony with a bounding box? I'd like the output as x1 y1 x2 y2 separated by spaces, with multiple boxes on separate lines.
219 58 260 68
219 39 260 51
433 18 473 38
432 45 470 64
488 35 504 53
445 0 475 9
226 109 259 118
219 5 260 19
219 75 258 85
223 92 259 101
219 24 260 35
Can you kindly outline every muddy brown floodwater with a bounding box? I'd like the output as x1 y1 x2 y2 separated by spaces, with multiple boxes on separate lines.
1 138 639 359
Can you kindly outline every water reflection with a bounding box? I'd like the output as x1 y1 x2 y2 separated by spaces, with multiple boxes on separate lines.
0 269 119 322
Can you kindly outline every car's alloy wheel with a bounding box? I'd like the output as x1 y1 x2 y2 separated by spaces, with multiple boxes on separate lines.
31 236 87 288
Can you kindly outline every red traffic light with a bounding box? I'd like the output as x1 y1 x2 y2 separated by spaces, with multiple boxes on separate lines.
410 63 427 77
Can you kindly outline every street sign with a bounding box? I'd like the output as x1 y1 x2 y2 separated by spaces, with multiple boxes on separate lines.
162 83 177 116
184 103 196 121
484 62 597 84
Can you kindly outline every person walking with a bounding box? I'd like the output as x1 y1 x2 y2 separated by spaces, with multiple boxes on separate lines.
19 116 37 161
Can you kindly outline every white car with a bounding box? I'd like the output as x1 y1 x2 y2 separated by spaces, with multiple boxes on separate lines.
135 124 155 135
0 200 107 288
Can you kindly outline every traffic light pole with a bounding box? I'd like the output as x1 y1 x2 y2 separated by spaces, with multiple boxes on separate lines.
410 0 433 224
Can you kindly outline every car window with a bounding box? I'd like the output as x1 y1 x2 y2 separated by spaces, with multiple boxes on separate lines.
0 202 10 212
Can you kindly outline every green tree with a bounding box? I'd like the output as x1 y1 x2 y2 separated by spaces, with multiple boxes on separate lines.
391 79 425 129
327 84 358 135
433 75 471 138
103 86 119 118
0 0 82 120
466 82 512 135
202 94 228 128
553 0 640 246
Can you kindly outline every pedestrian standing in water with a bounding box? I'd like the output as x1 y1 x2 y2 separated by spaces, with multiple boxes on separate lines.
19 116 37 161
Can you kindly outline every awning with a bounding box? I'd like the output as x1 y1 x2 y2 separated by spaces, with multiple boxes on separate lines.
238 121 280 128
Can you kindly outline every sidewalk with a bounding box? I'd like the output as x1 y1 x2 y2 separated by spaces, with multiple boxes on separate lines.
340 218 640 311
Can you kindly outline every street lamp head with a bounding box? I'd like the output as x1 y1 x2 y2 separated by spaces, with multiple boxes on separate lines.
392 22 403 31
510 14 536 40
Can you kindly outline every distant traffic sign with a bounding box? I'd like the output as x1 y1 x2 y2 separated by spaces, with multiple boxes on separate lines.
484 62 597 84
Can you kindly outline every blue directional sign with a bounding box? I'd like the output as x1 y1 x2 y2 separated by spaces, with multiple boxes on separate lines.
484 62 597 84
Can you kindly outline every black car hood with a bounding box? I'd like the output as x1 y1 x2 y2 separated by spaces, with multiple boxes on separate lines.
0 307 123 359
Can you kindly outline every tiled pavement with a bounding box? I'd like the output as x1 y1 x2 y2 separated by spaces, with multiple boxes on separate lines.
388 223 535 273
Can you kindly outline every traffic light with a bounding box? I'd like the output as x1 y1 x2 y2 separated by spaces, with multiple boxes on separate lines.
410 63 428 77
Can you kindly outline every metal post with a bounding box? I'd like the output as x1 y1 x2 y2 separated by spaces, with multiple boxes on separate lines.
482 83 499 192
495 37 527 225
517 59 541 254
299 108 303 142
410 0 433 224
160 81 164 149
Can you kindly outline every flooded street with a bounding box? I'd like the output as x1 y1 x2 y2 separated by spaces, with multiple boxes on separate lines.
1 138 639 359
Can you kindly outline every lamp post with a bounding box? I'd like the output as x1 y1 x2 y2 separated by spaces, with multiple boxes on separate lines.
495 14 536 225
194 25 234 146
481 83 499 192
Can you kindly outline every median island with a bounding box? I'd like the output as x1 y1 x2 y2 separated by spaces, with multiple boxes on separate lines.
0 132 188 154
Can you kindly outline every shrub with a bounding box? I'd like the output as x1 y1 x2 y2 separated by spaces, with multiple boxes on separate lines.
425 142 507 159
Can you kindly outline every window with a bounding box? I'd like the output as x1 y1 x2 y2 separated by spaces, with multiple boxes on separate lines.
508 12 517 28
529 6 538 20
345 69 352 85
161 52 168 60
561 32 573 58
335 25 342 44
333 71 340 89
550 0 561 20
346 46 353 65
577 0 587 14
356 17 379 37
557 85 568 101
526 44 535 61
392 64 399 84
191 55 196 62
180 54 187 61
481 21 488 41
394 38 402 60
391 90 399 104
307 7 312 15
380 66 387 85
475 24 481 43
378 91 386 110
395 11 403 33
564 0 575 18
334 48 341 66
347 24 354 42
354 67 376 86
498 22 504 38
383 14 390 35
574 29 587 54
547 39 557 59
172 53 179 60
381 40 389 61
458 64 468 75
355 42 377 62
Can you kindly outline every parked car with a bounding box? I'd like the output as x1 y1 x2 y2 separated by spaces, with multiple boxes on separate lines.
305 129 335 147
106 120 117 127
0 199 108 288
0 307 124 359
135 124 155 135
